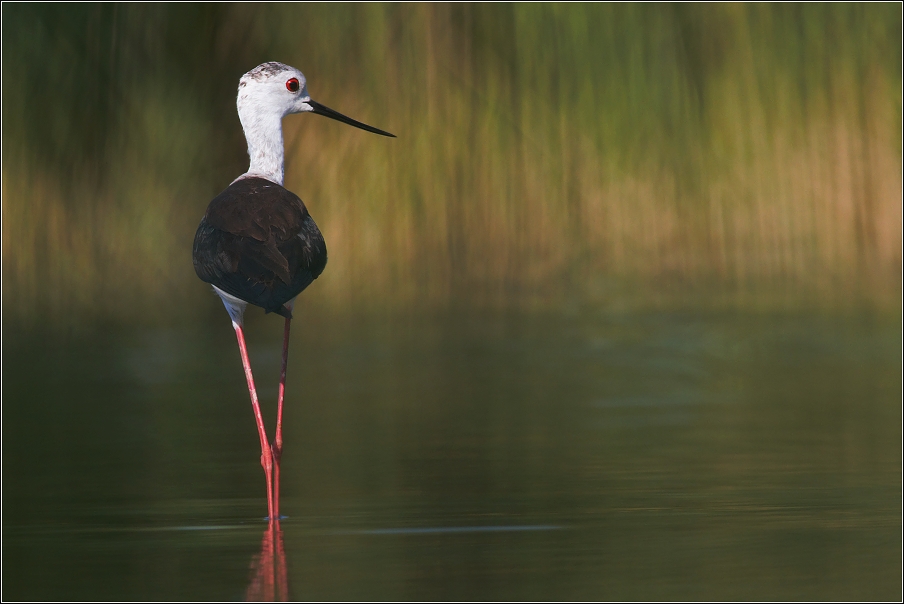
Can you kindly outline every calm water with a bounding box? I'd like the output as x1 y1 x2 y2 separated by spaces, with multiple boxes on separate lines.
2 307 901 600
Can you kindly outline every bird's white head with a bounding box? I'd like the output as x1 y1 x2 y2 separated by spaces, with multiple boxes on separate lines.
237 62 313 119
235 61 395 186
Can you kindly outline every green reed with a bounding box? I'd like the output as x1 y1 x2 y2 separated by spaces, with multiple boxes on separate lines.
2 4 900 324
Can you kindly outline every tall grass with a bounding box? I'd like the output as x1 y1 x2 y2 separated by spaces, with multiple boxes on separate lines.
2 4 901 324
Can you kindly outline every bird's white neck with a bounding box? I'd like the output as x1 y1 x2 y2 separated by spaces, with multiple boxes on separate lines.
237 109 285 186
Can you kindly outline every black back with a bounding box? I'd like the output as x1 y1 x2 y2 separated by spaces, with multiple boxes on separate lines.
193 177 327 318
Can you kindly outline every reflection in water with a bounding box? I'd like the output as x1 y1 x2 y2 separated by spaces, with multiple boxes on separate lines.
245 521 289 602
1 310 900 600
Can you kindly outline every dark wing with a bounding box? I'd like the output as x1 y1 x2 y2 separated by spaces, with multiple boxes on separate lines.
192 177 327 317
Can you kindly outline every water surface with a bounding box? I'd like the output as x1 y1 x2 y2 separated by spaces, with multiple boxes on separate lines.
3 307 900 600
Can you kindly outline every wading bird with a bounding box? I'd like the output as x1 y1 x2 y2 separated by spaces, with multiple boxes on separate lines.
193 62 394 520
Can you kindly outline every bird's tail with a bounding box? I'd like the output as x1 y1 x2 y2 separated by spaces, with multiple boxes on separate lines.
266 304 293 320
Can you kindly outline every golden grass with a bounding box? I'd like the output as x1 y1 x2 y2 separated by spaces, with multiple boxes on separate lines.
2 4 901 323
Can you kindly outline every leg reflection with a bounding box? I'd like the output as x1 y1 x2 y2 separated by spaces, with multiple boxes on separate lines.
245 520 289 602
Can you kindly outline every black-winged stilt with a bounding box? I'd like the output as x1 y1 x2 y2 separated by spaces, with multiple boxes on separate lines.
192 62 394 520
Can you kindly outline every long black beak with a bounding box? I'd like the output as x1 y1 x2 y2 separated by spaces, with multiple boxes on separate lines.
308 100 395 137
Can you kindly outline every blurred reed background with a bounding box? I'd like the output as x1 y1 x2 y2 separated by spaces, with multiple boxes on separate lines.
2 4 901 326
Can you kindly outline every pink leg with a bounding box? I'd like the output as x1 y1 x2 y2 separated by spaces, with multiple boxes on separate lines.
272 317 291 520
233 322 275 521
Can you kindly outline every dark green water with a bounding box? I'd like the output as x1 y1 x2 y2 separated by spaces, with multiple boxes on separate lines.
2 307 900 600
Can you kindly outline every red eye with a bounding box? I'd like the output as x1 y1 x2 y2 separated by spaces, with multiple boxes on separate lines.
286 78 299 92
